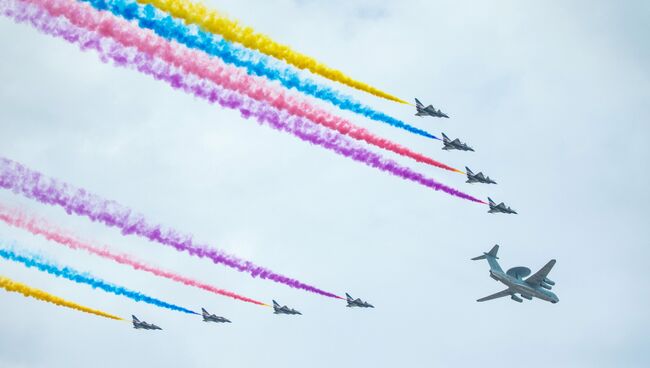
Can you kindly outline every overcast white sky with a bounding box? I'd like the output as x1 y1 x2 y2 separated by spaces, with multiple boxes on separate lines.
1 0 649 367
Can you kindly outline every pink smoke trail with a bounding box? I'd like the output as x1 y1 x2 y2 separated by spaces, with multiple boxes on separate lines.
0 203 269 307
25 0 462 174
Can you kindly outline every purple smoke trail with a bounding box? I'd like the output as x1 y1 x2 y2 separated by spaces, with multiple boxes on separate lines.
0 1 483 297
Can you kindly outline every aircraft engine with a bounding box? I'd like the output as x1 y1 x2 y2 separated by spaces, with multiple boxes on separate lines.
540 283 552 290
510 295 523 303
521 294 532 300
543 278 555 286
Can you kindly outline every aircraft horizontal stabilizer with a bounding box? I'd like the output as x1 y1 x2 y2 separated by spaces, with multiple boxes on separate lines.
471 245 499 260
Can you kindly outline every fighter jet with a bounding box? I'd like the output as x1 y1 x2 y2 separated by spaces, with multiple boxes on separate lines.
472 245 559 304
414 98 449 118
201 308 231 323
487 197 517 214
345 293 374 308
132 315 162 330
465 167 496 184
272 300 302 315
441 133 474 151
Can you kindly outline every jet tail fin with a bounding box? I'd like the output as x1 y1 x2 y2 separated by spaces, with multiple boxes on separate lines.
465 166 474 175
471 245 499 260
132 315 140 322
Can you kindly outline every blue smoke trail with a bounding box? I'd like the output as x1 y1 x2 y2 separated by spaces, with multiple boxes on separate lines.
81 0 438 140
0 245 197 315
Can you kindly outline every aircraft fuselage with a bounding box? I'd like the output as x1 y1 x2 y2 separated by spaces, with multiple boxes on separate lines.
490 270 559 303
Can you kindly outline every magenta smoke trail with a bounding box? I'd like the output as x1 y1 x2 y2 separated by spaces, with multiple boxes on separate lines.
0 1 483 295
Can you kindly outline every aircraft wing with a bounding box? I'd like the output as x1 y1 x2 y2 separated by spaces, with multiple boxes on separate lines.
477 289 511 302
524 260 556 287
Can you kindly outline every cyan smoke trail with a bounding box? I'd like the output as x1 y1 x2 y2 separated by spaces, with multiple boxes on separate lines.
79 0 437 140
0 245 198 315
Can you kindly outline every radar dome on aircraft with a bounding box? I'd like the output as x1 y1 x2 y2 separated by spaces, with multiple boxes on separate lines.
506 266 531 279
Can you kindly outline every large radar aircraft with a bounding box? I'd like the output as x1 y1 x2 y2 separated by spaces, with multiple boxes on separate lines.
472 245 559 304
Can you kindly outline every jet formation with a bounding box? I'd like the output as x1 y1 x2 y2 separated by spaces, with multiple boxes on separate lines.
414 98 449 118
472 245 559 304
346 293 374 308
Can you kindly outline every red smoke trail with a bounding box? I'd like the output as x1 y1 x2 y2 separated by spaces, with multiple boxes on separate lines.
25 0 462 174
0 203 269 307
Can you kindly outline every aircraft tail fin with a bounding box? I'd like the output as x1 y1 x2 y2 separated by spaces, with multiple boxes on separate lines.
488 197 496 206
465 166 474 176
201 308 208 315
132 315 139 323
472 245 503 273
441 132 450 142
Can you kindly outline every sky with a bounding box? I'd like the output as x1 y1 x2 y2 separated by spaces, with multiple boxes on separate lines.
0 0 649 367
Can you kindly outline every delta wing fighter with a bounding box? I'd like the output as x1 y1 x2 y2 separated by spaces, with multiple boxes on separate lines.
272 300 302 315
415 98 449 118
441 133 474 151
345 293 374 308
466 167 496 184
201 308 231 323
487 197 517 214
132 315 162 330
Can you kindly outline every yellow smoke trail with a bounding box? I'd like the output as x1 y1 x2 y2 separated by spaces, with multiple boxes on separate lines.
137 0 408 104
0 275 124 321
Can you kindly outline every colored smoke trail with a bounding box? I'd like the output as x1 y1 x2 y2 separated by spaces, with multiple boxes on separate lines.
0 245 199 315
1 1 480 204
77 0 432 139
31 0 454 172
0 203 269 307
0 3 483 291
0 274 123 321
135 0 408 104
